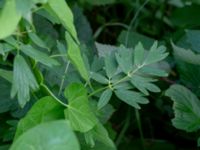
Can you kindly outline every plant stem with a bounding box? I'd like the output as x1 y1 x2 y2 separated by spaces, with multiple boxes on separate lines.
94 22 129 39
115 108 131 146
41 83 68 107
125 0 150 47
88 86 109 98
135 109 146 150
58 61 70 96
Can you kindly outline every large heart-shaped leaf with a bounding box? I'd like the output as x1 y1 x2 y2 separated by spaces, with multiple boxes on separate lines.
14 96 64 140
165 84 200 132
10 120 80 150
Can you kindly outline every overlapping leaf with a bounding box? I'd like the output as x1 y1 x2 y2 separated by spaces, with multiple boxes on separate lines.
115 45 133 74
10 120 80 150
20 44 59 67
65 32 89 81
11 55 39 107
165 84 200 132
172 42 200 65
131 75 160 95
14 96 64 140
115 90 149 109
48 0 78 42
64 83 98 132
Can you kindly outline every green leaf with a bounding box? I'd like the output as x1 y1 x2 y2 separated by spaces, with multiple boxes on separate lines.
0 69 13 83
95 42 118 57
90 72 108 84
20 44 59 67
131 75 160 95
177 30 200 53
144 41 168 65
10 120 80 150
115 90 149 109
115 45 133 74
48 0 78 42
65 32 89 81
104 52 118 78
15 0 34 15
90 123 116 149
176 60 200 96
14 96 64 140
134 42 145 66
0 0 21 39
172 42 200 65
98 89 112 110
139 66 168 77
165 84 200 132
11 55 39 107
64 83 98 132
28 32 49 50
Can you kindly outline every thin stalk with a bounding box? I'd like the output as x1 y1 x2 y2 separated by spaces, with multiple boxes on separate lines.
125 0 150 47
41 83 68 107
135 109 146 150
88 86 109 98
94 22 129 39
115 108 131 146
58 61 70 96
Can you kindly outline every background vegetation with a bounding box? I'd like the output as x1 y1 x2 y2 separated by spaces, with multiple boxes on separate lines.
0 0 200 150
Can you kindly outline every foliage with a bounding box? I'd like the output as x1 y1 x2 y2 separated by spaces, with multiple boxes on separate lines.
1 0 200 149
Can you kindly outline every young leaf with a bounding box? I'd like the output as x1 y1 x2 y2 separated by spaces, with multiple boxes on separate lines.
115 90 149 109
144 41 168 65
14 96 64 140
10 120 80 150
131 75 160 95
48 0 78 42
134 42 145 66
165 84 200 132
115 45 133 74
104 52 118 78
20 44 59 67
97 89 112 110
65 32 89 81
11 55 39 107
0 0 21 39
90 72 109 84
64 83 98 132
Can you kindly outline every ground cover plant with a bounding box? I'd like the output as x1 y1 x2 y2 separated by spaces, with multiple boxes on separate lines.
0 0 200 149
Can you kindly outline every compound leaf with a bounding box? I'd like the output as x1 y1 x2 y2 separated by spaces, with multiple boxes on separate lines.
11 55 39 107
